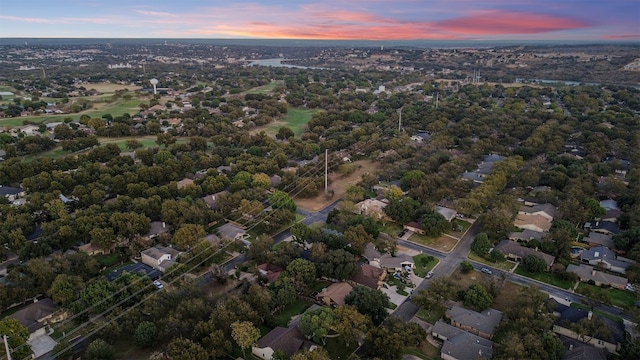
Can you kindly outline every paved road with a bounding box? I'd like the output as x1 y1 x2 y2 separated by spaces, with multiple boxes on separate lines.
393 221 483 321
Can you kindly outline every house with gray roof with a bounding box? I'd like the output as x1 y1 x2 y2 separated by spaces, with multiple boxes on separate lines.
141 245 181 272
580 246 631 274
433 321 493 360
0 185 25 202
217 222 248 242
252 326 314 360
146 221 169 239
566 264 627 290
585 221 620 235
445 305 502 340
581 232 615 249
202 191 227 210
436 205 457 222
509 229 546 242
553 307 625 354
379 253 414 273
495 240 555 269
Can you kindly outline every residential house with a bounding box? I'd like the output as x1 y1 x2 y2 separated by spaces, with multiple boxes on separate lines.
518 203 556 222
445 305 502 340
354 198 389 220
495 240 555 269
252 326 314 360
79 243 110 256
602 209 623 223
553 308 625 354
217 222 248 242
566 264 627 290
0 185 25 202
141 245 181 272
432 320 493 360
436 206 457 222
176 178 195 189
146 221 169 239
514 213 552 232
10 298 66 337
363 242 382 267
562 341 608 360
461 154 506 184
582 232 615 249
379 253 414 273
586 221 620 236
404 221 424 235
10 298 67 358
257 263 284 284
509 229 546 243
350 263 386 290
316 282 353 307
580 246 630 274
202 191 227 210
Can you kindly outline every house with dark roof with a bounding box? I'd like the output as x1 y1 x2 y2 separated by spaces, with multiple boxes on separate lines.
0 185 25 202
509 229 546 242
350 263 386 290
580 246 631 274
495 240 555 269
257 263 284 284
252 326 314 360
432 320 493 360
566 264 627 290
445 305 502 340
10 298 66 338
562 339 608 360
585 221 620 235
316 282 353 307
553 307 625 354
581 232 615 249
141 245 181 272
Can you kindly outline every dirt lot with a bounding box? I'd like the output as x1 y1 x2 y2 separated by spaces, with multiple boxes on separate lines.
294 159 380 212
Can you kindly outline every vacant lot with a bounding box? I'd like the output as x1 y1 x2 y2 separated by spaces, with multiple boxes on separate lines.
294 159 380 212
76 83 141 93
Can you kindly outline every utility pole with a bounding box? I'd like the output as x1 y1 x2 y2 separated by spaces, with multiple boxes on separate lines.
435 92 439 109
324 149 328 194
398 107 402 132
3 335 12 360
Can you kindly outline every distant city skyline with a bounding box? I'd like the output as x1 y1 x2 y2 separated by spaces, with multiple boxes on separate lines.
1 0 638 41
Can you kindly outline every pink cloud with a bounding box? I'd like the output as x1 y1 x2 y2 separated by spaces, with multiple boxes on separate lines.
435 10 589 35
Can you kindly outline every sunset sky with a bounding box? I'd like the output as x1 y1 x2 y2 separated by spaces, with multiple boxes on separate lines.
1 0 638 41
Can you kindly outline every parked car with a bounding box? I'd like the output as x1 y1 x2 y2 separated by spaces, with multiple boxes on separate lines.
426 271 434 279
153 280 164 289
481 267 493 275
398 229 407 237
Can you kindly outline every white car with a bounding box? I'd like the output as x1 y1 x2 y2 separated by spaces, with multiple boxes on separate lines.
481 268 493 275
426 271 434 279
153 280 164 289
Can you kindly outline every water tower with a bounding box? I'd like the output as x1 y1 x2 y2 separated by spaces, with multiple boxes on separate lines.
150 78 158 95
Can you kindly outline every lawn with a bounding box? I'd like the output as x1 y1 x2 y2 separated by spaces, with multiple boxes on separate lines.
95 253 120 267
413 254 439 277
416 306 445 324
246 80 282 95
570 302 623 322
405 342 441 360
514 266 575 289
408 233 459 253
467 252 515 271
272 298 312 327
324 335 359 360
575 282 637 309
256 107 317 137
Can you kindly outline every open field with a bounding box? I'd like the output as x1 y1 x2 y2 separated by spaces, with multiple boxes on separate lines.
75 83 141 93
294 159 380 212
246 80 282 95
253 107 317 137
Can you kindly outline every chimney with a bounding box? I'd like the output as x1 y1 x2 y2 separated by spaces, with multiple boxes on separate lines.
162 222 166 228
588 311 593 320
569 345 573 350
592 270 596 276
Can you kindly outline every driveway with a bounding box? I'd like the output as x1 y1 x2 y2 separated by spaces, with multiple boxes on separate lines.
381 284 409 307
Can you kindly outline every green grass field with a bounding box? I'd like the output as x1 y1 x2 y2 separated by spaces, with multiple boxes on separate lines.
272 298 312 327
576 282 637 309
247 80 282 94
0 98 142 127
258 107 316 137
514 266 575 289
413 254 438 277
467 252 515 271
